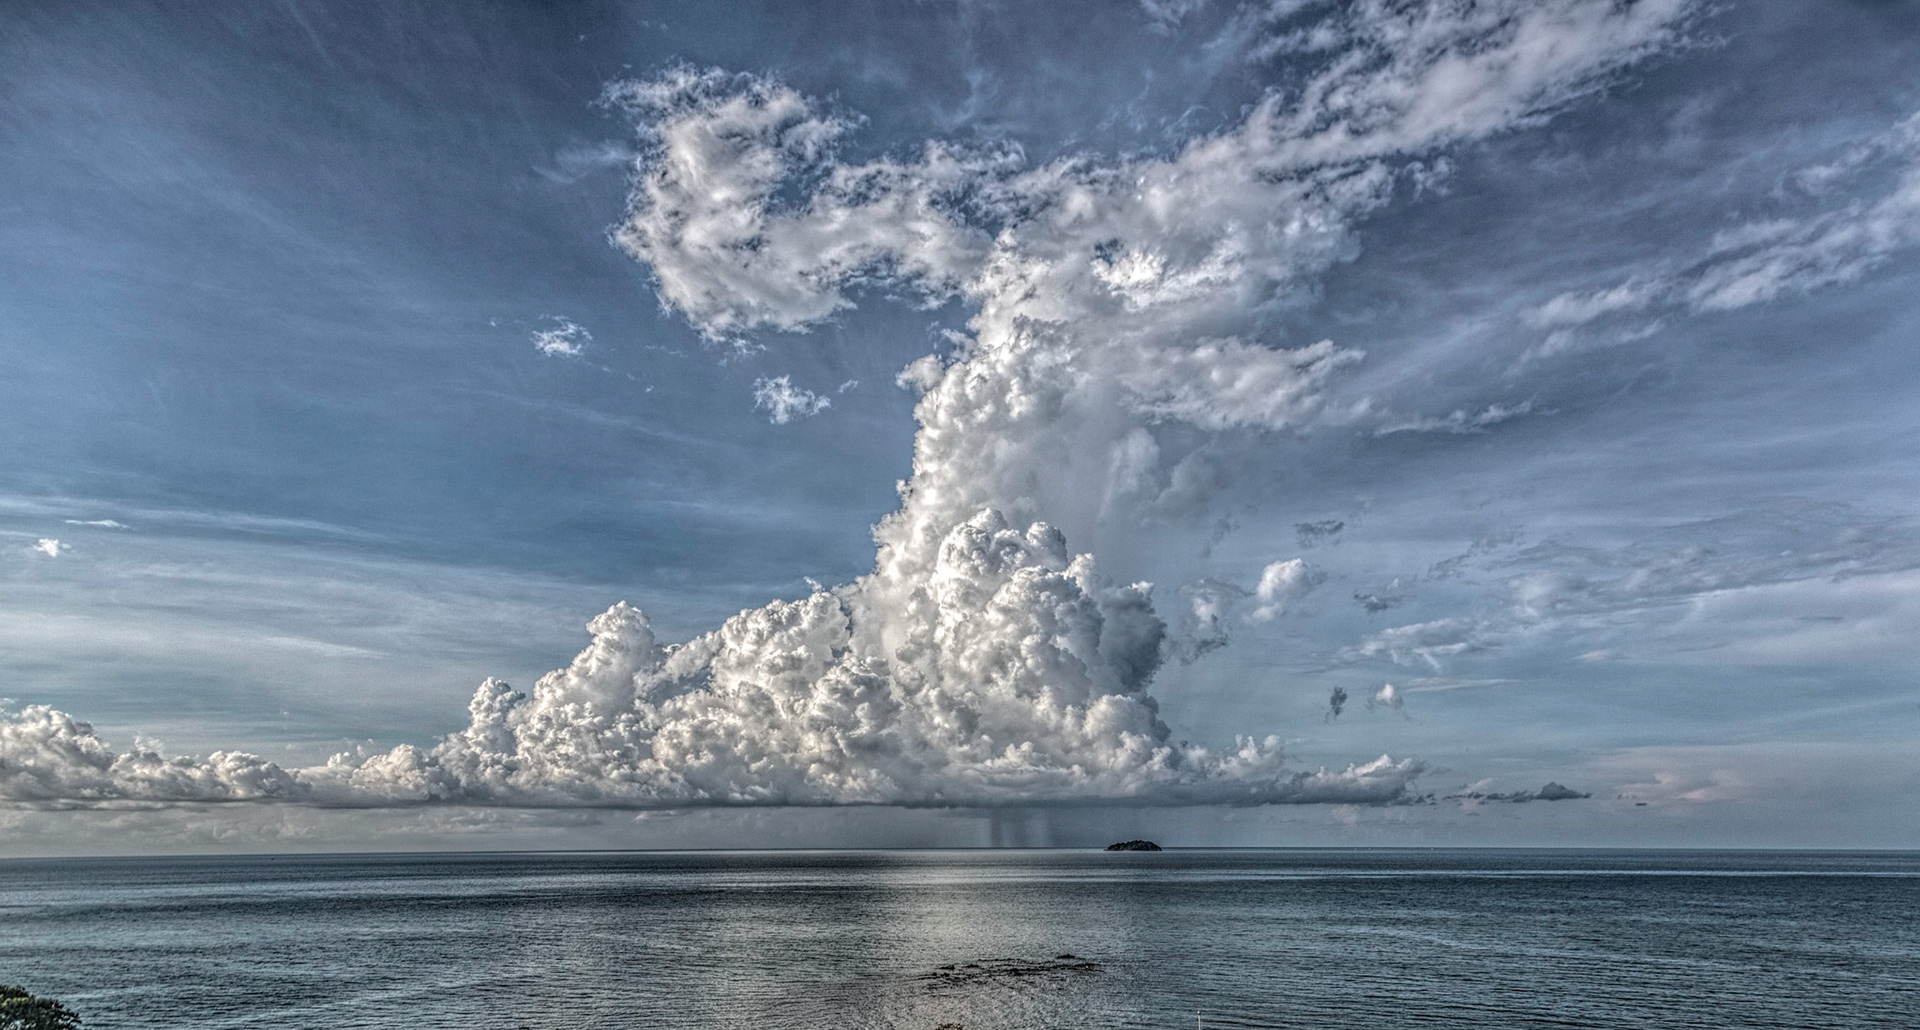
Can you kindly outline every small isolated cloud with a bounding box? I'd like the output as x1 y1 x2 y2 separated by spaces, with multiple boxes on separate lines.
1178 578 1250 660
1250 558 1324 621
1295 520 1344 547
1354 590 1404 614
1366 683 1408 717
63 519 126 529
532 318 591 357
32 539 62 557
752 375 831 424
1325 685 1348 721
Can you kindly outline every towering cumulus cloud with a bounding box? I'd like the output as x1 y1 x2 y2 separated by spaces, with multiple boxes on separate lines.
1 0 1697 808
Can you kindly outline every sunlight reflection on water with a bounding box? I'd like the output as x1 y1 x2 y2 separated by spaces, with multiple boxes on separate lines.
3 849 1917 1029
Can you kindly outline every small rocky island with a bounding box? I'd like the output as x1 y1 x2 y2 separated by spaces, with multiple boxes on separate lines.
1104 839 1162 851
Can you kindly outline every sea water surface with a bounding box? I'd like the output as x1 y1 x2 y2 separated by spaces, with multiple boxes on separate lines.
2 849 1916 1029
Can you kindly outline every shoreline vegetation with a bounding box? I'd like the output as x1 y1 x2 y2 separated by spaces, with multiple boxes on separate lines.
0 986 83 1030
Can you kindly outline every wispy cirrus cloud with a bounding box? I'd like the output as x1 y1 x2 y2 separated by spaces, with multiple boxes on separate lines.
531 317 591 357
751 375 831 424
1522 109 1920 362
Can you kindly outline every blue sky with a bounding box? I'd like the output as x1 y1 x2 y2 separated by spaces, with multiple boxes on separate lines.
3 0 1918 853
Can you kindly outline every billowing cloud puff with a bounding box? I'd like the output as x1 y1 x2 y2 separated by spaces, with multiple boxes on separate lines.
4 1 1701 811
33 538 62 558
1251 558 1324 621
377 510 1421 806
0 706 299 804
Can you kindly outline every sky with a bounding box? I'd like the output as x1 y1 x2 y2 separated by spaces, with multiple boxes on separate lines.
2 0 1918 855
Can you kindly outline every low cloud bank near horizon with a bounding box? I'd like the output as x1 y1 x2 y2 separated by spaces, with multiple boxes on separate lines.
1 512 1426 809
0 0 1705 813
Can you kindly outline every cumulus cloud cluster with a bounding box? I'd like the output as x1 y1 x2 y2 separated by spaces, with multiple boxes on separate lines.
0 706 298 804
3 0 1702 809
0 515 1424 807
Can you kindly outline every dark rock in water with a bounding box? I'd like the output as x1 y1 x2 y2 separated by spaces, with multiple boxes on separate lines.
918 956 1099 987
1104 839 1162 851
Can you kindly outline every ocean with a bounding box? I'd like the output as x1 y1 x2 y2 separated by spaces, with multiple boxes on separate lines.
2 849 1915 1029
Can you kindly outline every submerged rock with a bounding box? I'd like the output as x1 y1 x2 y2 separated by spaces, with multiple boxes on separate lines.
1104 840 1162 851
918 956 1099 988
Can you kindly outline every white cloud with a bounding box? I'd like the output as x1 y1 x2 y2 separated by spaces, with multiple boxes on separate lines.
1366 682 1405 715
531 318 591 357
605 2 1697 604
1250 558 1323 621
896 354 945 394
605 66 1001 340
0 705 300 803
32 538 61 558
751 375 831 423
1249 0 1699 172
2 515 1427 808
63 519 127 529
4 1 1700 811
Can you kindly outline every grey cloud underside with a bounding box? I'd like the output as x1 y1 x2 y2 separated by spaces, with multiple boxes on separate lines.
2 0 1707 810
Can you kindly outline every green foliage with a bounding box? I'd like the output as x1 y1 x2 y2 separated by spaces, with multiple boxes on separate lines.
0 986 83 1030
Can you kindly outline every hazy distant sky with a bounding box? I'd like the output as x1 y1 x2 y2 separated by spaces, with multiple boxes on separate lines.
3 0 1918 854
